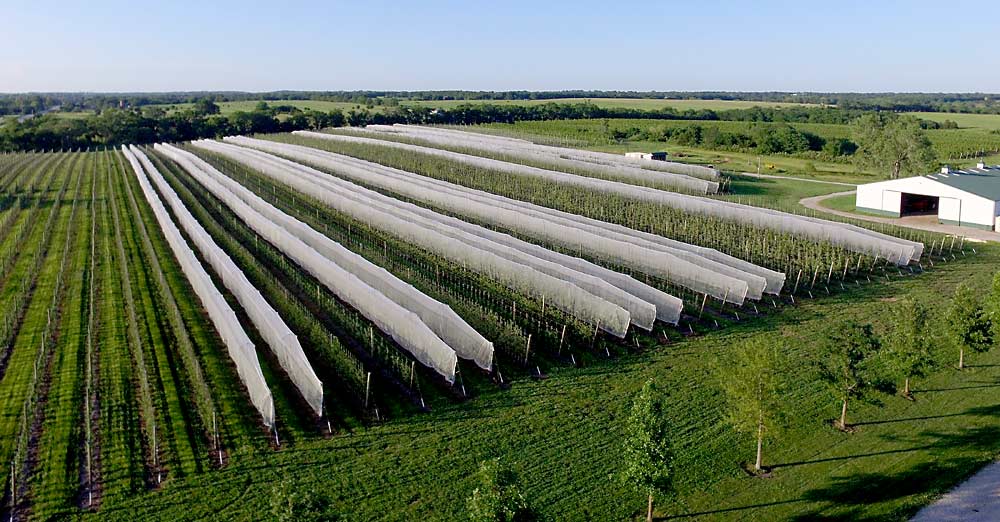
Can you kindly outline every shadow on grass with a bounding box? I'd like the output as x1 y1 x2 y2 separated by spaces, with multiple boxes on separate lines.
770 445 935 469
911 383 1000 393
657 498 803 520
789 426 1000 520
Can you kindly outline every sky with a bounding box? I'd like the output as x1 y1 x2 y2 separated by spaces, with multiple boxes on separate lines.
3 0 1000 93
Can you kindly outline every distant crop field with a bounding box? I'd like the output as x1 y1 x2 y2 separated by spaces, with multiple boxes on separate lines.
404 97 813 111
905 111 1000 131
473 118 1000 171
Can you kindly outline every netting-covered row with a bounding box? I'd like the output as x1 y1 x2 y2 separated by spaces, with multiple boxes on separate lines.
193 139 645 335
202 141 680 327
195 141 680 327
292 130 785 295
395 124 724 180
226 136 765 306
158 143 494 372
373 124 725 182
135 146 325 417
349 125 721 193
346 125 924 265
155 144 462 382
121 146 276 428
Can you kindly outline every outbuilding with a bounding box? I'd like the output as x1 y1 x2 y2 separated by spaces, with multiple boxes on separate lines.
855 163 1000 231
625 151 668 161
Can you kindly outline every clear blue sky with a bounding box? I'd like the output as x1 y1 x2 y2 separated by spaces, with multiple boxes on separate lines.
4 0 999 93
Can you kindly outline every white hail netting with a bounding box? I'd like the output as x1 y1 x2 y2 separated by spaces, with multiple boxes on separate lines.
122 146 275 428
158 143 493 371
348 125 721 194
155 146 460 382
197 140 664 328
193 140 635 337
134 146 324 417
388 124 724 181
226 136 756 305
293 130 785 295
358 125 924 265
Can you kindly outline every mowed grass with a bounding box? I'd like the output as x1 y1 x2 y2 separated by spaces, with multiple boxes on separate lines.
72 237 1000 521
820 193 860 213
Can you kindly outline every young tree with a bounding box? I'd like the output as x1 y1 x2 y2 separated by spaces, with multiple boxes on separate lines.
817 321 894 430
885 299 935 398
271 477 339 522
852 113 937 179
717 338 785 473
621 380 673 522
948 283 994 369
986 272 1000 345
467 457 530 522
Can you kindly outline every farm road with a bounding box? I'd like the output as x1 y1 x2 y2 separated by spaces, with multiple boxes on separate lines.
800 191 1000 243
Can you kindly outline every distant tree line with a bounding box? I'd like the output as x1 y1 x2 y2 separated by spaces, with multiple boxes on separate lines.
604 122 852 157
0 100 344 151
0 99 963 152
3 90 1000 117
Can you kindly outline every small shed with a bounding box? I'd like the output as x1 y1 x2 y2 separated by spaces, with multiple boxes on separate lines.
624 151 668 161
855 163 1000 231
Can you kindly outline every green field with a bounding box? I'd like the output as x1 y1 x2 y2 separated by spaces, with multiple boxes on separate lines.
0 141 997 521
403 97 814 111
80 245 1000 521
904 111 1000 131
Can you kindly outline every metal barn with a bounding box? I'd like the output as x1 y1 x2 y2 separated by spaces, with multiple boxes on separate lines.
855 163 1000 231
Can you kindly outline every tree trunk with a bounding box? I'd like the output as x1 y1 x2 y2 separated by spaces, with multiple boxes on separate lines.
647 493 654 522
839 397 849 430
892 160 902 180
904 377 910 397
959 348 965 370
755 420 764 472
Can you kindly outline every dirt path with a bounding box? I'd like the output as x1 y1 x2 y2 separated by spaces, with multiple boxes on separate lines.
911 460 1000 521
800 191 1000 243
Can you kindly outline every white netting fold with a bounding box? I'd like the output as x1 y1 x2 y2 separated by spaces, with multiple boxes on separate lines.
154 144 460 382
159 143 494 371
352 125 923 265
226 136 756 305
193 139 636 336
122 146 276 427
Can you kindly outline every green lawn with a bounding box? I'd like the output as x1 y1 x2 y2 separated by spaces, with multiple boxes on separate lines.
820 193 859 213
77 245 1000 521
2 143 998 521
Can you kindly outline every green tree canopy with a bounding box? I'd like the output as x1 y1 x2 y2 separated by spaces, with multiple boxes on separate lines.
885 299 936 397
466 457 531 522
271 477 340 522
986 272 1000 344
817 321 894 429
621 380 673 522
948 283 994 369
193 98 220 115
717 338 786 472
852 113 937 179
